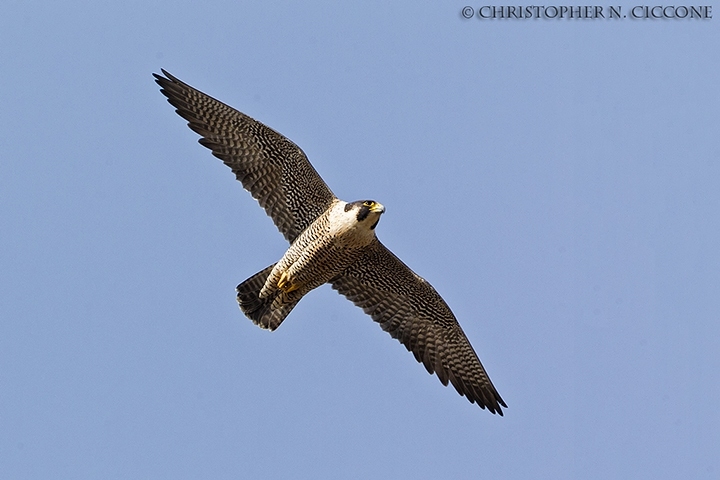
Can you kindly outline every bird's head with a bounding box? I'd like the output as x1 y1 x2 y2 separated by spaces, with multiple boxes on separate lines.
344 200 385 231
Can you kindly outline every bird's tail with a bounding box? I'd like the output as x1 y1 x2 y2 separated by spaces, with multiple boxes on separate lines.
236 264 300 331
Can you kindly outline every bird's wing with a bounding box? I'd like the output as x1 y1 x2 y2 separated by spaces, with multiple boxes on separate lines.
154 70 337 243
331 239 506 414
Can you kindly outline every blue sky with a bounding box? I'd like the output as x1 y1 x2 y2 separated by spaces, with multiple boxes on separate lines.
1 1 718 479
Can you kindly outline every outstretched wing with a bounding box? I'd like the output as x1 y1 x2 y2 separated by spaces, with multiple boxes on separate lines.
331 240 506 414
154 70 336 243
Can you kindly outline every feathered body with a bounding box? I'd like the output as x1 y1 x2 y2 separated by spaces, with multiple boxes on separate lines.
239 200 385 331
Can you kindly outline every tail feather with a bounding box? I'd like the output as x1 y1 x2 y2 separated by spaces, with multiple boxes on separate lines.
236 264 300 331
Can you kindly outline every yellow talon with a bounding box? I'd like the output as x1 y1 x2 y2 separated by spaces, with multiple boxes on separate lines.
277 272 300 293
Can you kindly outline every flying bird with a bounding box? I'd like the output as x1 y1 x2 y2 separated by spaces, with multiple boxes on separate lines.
154 70 507 414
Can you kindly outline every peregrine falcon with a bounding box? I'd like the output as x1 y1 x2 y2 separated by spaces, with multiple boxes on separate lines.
154 70 507 415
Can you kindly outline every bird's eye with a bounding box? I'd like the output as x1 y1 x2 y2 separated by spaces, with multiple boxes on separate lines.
363 201 374 207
